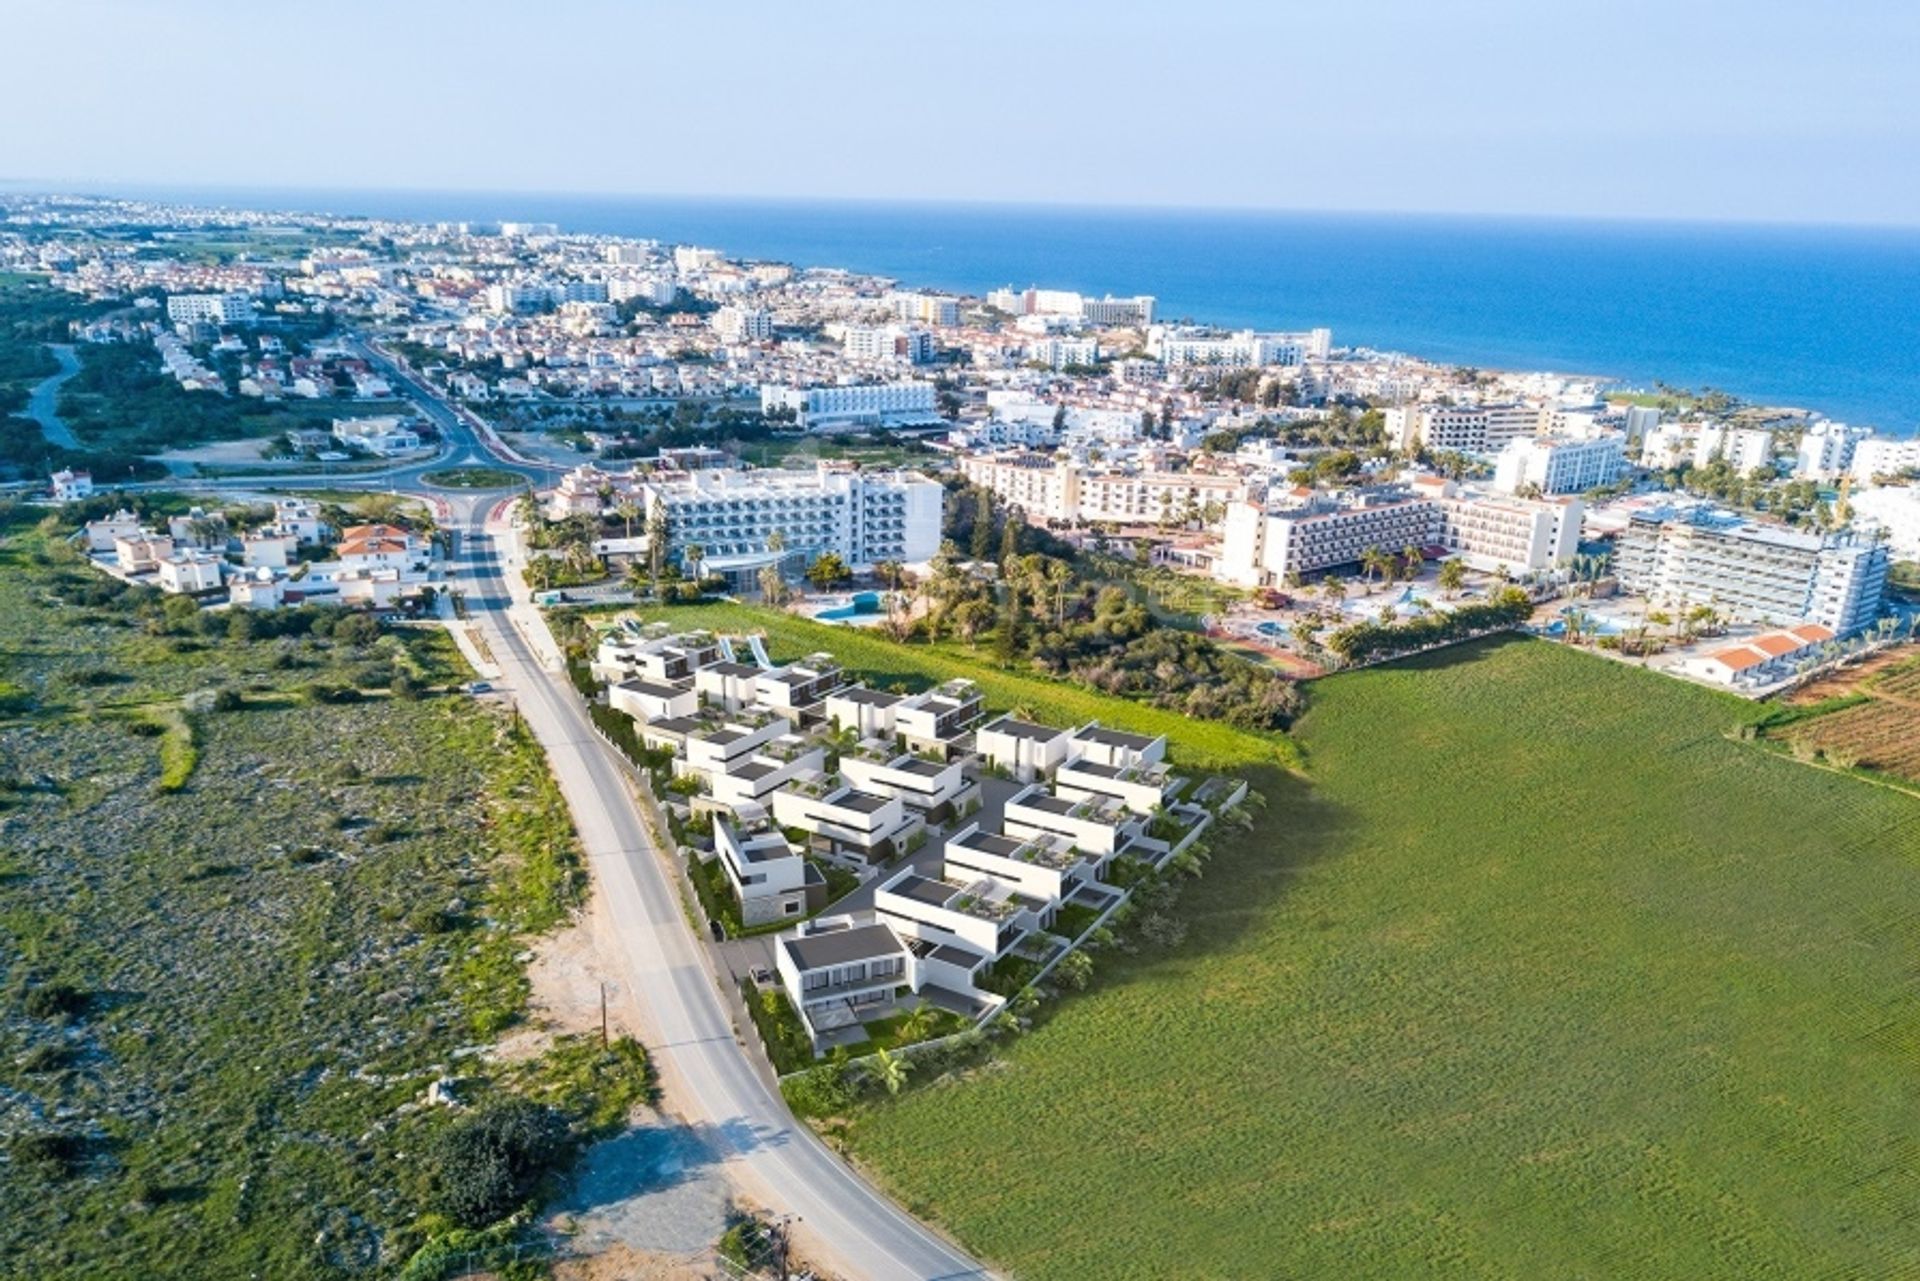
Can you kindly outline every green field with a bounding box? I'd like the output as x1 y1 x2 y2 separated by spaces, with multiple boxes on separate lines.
841 638 1920 1279
594 602 1295 771
0 513 638 1278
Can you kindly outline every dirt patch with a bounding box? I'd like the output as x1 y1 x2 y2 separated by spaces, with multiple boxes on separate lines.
1786 643 1920 704
153 438 279 465
494 874 645 1063
552 1244 713 1281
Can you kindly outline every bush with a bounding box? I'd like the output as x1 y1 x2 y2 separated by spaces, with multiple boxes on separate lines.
21 979 89 1019
741 979 814 1074
10 1132 83 1180
426 1098 573 1228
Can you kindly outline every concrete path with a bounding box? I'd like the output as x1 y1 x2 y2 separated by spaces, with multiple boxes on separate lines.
24 343 81 449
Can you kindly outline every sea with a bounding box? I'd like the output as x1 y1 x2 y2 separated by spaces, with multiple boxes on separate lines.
63 184 1920 432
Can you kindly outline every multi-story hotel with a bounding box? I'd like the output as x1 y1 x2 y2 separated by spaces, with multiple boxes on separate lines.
957 453 1244 528
639 461 943 586
759 380 940 431
1615 515 1888 634
1493 435 1628 495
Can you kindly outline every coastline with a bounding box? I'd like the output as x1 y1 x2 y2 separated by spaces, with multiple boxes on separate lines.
20 182 1920 431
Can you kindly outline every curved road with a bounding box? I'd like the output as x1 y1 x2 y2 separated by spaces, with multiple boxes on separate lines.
26 343 82 449
361 347 990 1280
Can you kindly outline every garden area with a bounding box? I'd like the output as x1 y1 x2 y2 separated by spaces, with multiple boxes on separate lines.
0 504 643 1279
839 638 1920 1279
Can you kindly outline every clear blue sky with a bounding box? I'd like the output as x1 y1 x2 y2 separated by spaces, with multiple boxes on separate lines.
6 0 1916 224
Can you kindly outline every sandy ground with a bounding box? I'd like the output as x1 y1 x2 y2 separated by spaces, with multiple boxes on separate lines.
154 438 279 465
1787 642 1920 704
552 1244 717 1280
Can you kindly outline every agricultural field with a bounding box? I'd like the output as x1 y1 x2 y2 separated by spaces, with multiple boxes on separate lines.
841 638 1920 1280
1768 650 1920 784
0 508 637 1279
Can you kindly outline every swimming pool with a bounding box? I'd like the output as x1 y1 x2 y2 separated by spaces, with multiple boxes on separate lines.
816 591 883 621
1255 621 1288 639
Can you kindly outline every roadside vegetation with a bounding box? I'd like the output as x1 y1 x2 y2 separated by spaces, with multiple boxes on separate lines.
838 638 1920 1279
1752 647 1920 785
0 502 641 1280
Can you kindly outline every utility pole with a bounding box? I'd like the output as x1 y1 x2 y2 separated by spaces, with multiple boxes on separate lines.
599 981 609 1048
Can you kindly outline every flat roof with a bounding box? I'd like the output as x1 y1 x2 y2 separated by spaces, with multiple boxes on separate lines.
830 789 893 814
889 873 960 908
615 678 683 701
837 686 904 707
1076 725 1160 751
958 832 1030 859
1018 794 1082 817
647 715 703 736
782 923 906 971
704 661 762 678
891 757 950 777
987 717 1068 742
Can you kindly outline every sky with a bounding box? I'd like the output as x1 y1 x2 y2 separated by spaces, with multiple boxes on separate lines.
5 0 1918 225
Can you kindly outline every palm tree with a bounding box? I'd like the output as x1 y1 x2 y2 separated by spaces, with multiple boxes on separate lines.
682 542 705 582
1437 558 1467 598
899 1003 938 1043
1320 574 1347 607
758 563 786 606
613 497 640 539
1401 545 1424 581
1045 557 1074 627
872 1046 911 1096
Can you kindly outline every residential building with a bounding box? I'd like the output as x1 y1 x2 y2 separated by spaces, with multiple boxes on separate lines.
1851 437 1920 482
156 550 224 594
1680 624 1838 688
714 813 826 926
83 509 146 552
335 523 428 572
1616 515 1888 634
775 916 914 1044
873 869 1039 967
1432 490 1581 572
608 677 699 724
977 716 1076 782
957 453 1243 528
1146 325 1326 367
1848 484 1920 559
843 325 933 364
1001 783 1146 859
770 772 913 867
1492 435 1627 495
50 468 93 501
115 532 174 573
711 305 773 343
893 680 985 756
332 415 422 456
942 824 1096 908
166 291 254 326
839 745 971 815
1416 403 1542 455
888 291 961 326
240 530 298 569
1795 421 1870 479
1692 424 1775 472
1216 489 1436 586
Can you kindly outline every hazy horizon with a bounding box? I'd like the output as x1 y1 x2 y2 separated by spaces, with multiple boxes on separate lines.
5 0 1916 227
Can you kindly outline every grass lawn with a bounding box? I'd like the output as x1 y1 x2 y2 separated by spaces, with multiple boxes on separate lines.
605 602 1295 771
840 637 1920 1279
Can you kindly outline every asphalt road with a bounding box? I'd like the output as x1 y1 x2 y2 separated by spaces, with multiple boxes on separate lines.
449 498 989 1281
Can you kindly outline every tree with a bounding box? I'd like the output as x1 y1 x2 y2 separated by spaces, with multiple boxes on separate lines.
758 563 787 605
1437 558 1467 597
805 552 852 589
952 598 995 646
872 1046 911 1097
1401 545 1424 581
1045 557 1074 627
969 490 994 560
765 528 786 555
682 542 705 581
899 1003 939 1043
428 1098 572 1228
613 497 639 539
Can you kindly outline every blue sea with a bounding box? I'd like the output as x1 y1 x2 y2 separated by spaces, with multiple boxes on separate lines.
67 184 1920 431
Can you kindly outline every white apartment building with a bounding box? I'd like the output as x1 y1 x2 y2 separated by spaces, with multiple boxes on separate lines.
1692 424 1775 472
1615 516 1888 634
957 453 1243 528
1794 421 1871 479
1622 405 1661 450
1028 337 1100 371
987 287 1156 327
759 381 940 431
1217 490 1436 586
1851 436 1920 482
1640 421 1694 469
1416 403 1542 456
1846 485 1920 560
977 716 1077 782
166 291 254 326
711 305 773 343
1492 435 1628 495
888 291 960 326
1146 325 1328 368
50 468 93 501
839 747 971 815
842 325 933 364
157 550 224 594
609 276 677 307
1433 491 1581 573
636 462 942 584
332 415 421 456
771 774 913 868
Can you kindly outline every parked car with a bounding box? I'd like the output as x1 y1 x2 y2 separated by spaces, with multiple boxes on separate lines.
465 681 492 694
708 919 726 943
